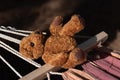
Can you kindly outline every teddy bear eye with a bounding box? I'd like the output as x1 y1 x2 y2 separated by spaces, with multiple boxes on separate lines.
30 42 34 47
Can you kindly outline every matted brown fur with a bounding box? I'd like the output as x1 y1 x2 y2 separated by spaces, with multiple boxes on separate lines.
42 15 86 68
19 31 44 59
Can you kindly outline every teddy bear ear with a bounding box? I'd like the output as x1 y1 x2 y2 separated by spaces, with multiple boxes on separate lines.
59 15 84 36
50 16 63 35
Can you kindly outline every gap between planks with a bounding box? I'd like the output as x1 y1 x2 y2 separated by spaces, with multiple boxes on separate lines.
19 31 108 80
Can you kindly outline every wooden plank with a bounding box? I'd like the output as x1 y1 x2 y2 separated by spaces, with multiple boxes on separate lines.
19 31 108 80
78 31 108 52
19 64 60 80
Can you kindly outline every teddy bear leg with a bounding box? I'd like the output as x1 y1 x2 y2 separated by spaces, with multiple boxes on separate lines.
59 15 84 36
42 52 69 67
62 48 86 69
50 16 63 35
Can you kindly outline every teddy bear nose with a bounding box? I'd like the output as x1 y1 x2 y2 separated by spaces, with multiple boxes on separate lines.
30 42 34 47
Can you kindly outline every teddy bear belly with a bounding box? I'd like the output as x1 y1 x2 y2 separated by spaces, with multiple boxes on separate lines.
44 36 77 54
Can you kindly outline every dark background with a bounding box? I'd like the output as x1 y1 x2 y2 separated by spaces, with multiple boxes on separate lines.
0 0 120 80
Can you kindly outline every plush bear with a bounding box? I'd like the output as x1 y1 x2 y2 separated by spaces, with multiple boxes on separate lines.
42 15 86 68
19 31 44 59
19 15 86 68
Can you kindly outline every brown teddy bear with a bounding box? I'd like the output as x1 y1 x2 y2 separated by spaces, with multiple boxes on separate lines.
19 31 44 59
19 15 86 68
42 15 86 68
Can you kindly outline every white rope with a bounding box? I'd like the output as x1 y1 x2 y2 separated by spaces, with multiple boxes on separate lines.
42 32 47 35
7 26 47 35
0 28 29 36
1 26 47 35
0 26 6 29
47 71 63 80
0 55 22 78
47 73 51 80
7 26 33 33
49 71 62 76
0 41 41 68
0 33 21 44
